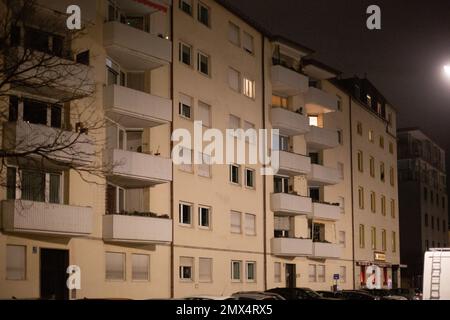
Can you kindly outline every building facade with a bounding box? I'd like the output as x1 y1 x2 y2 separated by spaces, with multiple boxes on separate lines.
398 128 448 288
0 0 401 299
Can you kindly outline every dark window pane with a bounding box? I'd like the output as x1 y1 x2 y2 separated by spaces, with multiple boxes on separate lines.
21 170 45 202
24 28 49 53
107 67 118 85
76 50 90 65
50 105 62 128
180 1 192 15
198 5 209 26
7 167 16 200
106 184 116 214
9 96 18 121
52 35 64 57
10 26 21 46
123 16 144 30
49 174 60 204
23 99 47 125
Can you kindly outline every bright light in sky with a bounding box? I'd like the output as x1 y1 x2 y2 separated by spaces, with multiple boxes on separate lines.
444 65 450 77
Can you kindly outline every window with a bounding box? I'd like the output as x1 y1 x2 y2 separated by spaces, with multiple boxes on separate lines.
357 122 363 135
6 245 26 280
245 168 255 188
198 153 211 178
359 225 365 248
9 95 18 121
228 68 240 92
379 136 385 149
338 162 344 179
197 101 211 127
76 50 90 65
105 252 125 281
337 95 343 111
179 147 193 172
199 258 212 282
358 187 365 209
179 203 193 225
308 265 317 282
381 196 386 216
367 157 375 179
244 121 255 143
131 254 149 281
21 170 45 202
425 214 429 227
392 231 397 252
274 262 282 283
424 187 428 202
371 227 377 250
431 216 435 230
366 94 372 107
380 162 385 182
197 2 210 27
49 173 61 204
339 197 345 214
382 230 387 251
246 262 256 282
368 130 374 142
272 95 288 108
390 199 396 218
339 231 346 247
180 257 194 281
309 115 319 127
274 176 289 194
243 78 255 99
229 114 240 131
389 142 394 154
228 22 240 46
198 206 211 229
179 93 192 119
339 266 347 283
317 265 325 283
245 213 256 236
230 164 240 184
231 260 242 281
357 151 364 172
390 167 395 186
437 218 440 231
388 113 393 127
179 42 192 66
370 192 376 213
7 167 17 200
443 220 447 234
278 135 290 151
337 130 343 145
243 32 254 54
230 211 242 234
179 0 193 16
23 99 47 126
197 52 210 76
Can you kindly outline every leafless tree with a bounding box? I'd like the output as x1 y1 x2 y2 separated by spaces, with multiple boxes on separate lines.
0 0 108 193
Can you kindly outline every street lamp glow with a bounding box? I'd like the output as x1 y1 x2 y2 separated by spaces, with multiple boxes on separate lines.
444 65 450 77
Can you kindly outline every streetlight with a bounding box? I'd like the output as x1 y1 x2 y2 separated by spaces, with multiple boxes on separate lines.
444 65 450 78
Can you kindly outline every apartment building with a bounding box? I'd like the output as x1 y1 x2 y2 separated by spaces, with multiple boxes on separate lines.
397 128 448 288
0 0 401 299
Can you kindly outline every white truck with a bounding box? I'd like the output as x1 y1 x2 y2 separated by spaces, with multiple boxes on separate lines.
423 249 450 300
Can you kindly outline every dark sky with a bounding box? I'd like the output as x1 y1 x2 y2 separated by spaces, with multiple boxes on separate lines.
223 0 450 171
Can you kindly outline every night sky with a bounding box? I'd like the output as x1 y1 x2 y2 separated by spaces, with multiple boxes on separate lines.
222 0 450 181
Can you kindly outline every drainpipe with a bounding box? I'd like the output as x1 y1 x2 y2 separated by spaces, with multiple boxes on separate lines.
261 34 268 291
348 95 357 290
170 3 175 299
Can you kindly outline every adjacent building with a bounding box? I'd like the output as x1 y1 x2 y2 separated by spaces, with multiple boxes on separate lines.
397 128 448 288
0 0 402 299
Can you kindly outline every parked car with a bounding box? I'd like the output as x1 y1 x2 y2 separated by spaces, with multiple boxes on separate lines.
231 291 285 300
266 287 337 300
319 290 380 300
362 289 408 300
389 288 422 300
181 295 233 300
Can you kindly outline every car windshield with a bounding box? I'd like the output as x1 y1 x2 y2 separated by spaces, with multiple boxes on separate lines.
303 288 322 298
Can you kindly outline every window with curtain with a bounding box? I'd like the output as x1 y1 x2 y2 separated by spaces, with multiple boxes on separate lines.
179 257 194 280
105 252 125 280
197 52 210 76
199 258 212 282
6 245 26 280
243 31 254 54
198 101 211 127
21 170 45 202
274 216 290 238
244 213 256 236
243 78 255 99
132 254 149 281
231 260 241 281
228 22 240 46
246 262 256 282
49 173 61 204
230 211 241 234
179 93 192 119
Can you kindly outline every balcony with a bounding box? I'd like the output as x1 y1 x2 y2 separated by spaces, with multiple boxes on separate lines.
2 200 93 236
271 65 309 96
270 107 310 136
277 151 311 176
104 85 172 128
103 214 172 244
107 149 172 188
270 193 312 216
304 87 338 114
305 126 339 150
10 48 93 100
312 242 341 259
310 202 341 221
307 164 342 186
103 21 172 70
3 121 94 165
271 238 313 257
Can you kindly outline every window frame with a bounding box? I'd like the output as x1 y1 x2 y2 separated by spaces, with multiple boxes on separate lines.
198 205 211 229
197 1 211 27
179 202 193 226
197 51 211 76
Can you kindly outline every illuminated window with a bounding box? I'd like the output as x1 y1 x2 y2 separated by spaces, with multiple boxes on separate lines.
243 77 255 99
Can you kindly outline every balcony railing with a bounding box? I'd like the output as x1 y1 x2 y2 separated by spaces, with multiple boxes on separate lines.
271 237 313 257
2 200 93 236
270 107 310 136
304 87 338 114
271 64 309 96
277 151 311 176
310 202 341 221
307 164 342 186
305 126 339 150
270 193 312 216
312 242 341 259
